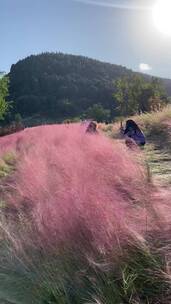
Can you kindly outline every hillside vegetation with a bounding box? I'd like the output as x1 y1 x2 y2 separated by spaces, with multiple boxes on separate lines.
8 53 171 124
0 112 171 303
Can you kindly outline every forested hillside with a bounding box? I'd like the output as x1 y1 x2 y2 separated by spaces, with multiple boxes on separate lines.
8 53 171 123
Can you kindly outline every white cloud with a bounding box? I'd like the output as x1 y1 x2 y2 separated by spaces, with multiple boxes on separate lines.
73 0 150 10
139 63 152 72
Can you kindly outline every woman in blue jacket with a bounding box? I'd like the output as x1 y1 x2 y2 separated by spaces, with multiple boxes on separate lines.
122 120 146 147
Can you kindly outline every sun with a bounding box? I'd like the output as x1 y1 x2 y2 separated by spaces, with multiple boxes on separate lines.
153 0 171 36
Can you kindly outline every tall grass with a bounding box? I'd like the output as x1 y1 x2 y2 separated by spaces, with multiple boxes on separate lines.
101 105 171 144
0 123 171 303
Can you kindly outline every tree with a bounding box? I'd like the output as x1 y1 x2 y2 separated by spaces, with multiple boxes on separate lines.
137 77 168 112
0 76 11 121
114 77 129 116
84 104 111 122
114 75 168 117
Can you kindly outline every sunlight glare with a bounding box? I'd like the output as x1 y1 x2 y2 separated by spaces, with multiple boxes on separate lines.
153 0 171 36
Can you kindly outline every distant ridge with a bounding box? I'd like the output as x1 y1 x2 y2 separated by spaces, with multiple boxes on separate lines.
8 52 171 122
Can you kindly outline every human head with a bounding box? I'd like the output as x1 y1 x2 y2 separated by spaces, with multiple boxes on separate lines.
125 120 140 132
86 121 97 133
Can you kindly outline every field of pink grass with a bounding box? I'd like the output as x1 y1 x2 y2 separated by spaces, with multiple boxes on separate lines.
0 123 171 303
0 123 167 250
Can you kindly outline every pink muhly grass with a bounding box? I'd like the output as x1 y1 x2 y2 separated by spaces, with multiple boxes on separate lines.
0 123 166 255
1 124 171 304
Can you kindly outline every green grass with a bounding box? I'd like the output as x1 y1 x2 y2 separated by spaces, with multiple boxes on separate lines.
0 152 16 179
0 238 170 304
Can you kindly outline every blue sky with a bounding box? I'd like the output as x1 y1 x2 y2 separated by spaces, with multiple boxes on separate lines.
1 0 171 78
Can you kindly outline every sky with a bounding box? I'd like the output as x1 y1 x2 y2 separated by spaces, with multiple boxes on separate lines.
1 0 171 78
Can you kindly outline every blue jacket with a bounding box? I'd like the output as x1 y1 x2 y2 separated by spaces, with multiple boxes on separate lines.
125 128 146 146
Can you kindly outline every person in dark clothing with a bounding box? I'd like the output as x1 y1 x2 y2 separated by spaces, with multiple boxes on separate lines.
86 121 98 133
122 119 146 146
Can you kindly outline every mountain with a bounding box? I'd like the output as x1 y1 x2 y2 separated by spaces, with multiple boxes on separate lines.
8 52 171 123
